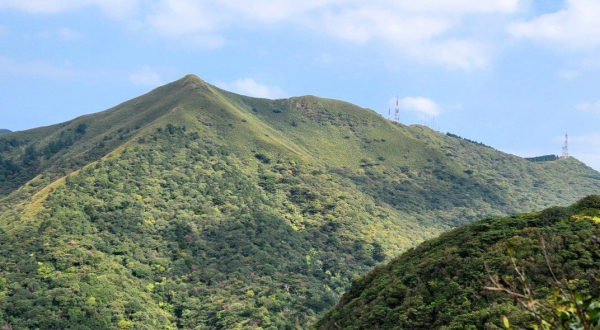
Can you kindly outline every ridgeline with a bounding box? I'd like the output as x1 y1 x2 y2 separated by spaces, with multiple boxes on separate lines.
0 75 599 329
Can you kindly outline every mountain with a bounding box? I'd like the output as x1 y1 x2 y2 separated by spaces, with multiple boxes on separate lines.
0 129 10 134
315 195 600 330
0 75 599 329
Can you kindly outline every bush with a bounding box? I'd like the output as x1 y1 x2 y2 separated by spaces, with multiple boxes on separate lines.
577 195 600 209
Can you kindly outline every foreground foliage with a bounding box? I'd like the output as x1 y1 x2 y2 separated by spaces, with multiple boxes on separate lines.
315 196 600 330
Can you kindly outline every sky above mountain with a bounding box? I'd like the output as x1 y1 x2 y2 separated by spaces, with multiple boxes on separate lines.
1 0 600 170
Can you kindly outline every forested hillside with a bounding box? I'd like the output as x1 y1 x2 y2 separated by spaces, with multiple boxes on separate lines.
0 75 599 329
0 129 10 134
315 195 600 330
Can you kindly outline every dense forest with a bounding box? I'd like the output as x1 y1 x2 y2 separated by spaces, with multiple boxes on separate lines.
1 127 391 328
315 195 600 329
525 154 559 162
0 75 599 329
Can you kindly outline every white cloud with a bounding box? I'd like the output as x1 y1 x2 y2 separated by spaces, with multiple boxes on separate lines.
307 4 493 69
0 0 526 69
39 27 83 41
142 0 523 68
575 101 600 114
508 0 600 48
397 96 442 117
215 0 346 22
129 66 161 86
215 0 521 21
315 6 450 44
147 0 220 37
0 0 140 18
217 78 286 99
395 0 520 14
145 0 226 48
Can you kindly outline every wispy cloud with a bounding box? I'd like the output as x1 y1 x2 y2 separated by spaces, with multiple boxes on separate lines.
508 0 600 49
0 0 526 70
575 101 600 114
146 0 222 38
129 66 161 86
145 0 523 69
216 78 286 99
0 0 140 18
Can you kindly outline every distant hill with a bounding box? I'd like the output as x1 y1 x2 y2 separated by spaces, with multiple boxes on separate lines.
315 195 600 329
0 75 599 329
0 129 10 134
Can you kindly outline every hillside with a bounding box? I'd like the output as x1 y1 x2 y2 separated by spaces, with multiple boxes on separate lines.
315 195 600 330
0 75 599 329
0 129 10 134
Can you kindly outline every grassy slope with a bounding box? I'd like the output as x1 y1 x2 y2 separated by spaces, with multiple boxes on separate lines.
216 85 600 226
0 75 599 329
315 195 600 330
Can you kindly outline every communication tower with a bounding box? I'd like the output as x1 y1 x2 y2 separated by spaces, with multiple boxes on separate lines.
561 134 569 159
394 93 400 122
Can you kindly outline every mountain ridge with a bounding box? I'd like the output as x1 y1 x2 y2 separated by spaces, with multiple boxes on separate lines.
2 74 599 248
0 75 599 329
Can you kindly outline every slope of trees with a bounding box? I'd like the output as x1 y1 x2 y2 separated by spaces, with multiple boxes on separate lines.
315 196 600 330
0 127 419 329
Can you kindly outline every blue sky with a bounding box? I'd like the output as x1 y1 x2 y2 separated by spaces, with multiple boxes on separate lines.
1 0 600 170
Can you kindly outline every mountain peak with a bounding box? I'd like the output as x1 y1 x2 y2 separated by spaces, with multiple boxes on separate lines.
182 73 203 83
169 74 213 94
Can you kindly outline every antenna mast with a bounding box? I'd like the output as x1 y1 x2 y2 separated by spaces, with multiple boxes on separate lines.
394 93 400 122
561 134 569 159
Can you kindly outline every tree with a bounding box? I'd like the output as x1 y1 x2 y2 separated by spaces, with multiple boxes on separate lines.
486 236 600 330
